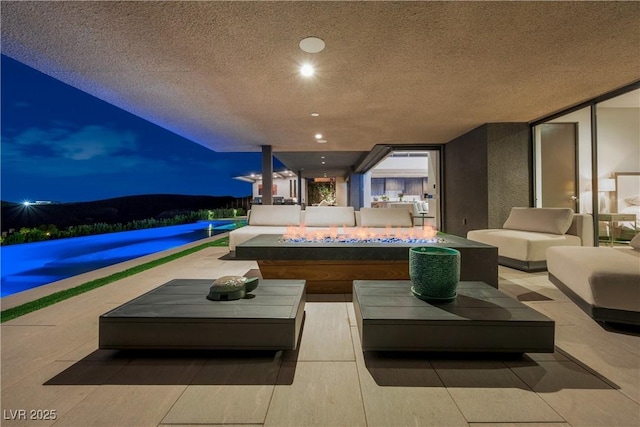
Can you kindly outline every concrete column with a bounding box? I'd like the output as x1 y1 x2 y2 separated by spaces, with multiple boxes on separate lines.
297 171 303 207
444 123 530 236
348 173 364 210
262 145 273 205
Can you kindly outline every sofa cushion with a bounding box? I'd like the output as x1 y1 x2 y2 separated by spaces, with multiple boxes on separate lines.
304 206 355 227
359 208 413 228
248 205 301 226
503 207 574 235
630 233 640 250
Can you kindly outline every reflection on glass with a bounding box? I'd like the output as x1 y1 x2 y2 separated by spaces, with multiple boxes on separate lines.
596 89 640 244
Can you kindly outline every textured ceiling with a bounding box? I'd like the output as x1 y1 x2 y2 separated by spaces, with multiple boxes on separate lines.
2 1 639 170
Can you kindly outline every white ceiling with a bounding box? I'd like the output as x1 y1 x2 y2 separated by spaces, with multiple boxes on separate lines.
2 1 639 176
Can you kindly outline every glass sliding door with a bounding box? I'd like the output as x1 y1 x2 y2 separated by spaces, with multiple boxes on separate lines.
533 84 640 246
595 89 640 244
365 149 441 229
534 107 592 213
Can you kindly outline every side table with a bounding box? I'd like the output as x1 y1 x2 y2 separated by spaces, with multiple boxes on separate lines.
599 213 636 246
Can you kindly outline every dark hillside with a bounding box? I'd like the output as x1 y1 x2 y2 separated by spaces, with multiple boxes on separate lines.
1 194 245 231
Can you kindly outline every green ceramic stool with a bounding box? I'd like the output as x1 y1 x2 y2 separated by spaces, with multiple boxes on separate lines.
409 246 460 302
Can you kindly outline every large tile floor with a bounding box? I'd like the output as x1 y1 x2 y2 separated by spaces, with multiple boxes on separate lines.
1 234 639 426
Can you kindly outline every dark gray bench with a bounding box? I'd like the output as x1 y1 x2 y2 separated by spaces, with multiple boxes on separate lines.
353 280 554 353
99 279 305 350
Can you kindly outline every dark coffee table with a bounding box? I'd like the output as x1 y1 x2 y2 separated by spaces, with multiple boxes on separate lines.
353 280 554 353
235 233 498 293
99 279 305 350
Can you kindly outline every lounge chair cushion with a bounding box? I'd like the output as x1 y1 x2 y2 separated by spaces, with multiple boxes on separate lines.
467 229 581 261
547 246 640 312
503 207 574 235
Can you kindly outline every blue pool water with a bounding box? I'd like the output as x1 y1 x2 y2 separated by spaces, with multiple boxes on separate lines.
0 220 240 297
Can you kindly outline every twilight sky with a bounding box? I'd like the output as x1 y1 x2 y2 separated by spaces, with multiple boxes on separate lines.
1 55 280 203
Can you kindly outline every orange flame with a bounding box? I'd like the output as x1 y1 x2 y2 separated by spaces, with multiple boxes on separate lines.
282 224 438 242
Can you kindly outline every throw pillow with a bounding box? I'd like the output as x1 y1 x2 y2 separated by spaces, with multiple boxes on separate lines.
624 195 640 206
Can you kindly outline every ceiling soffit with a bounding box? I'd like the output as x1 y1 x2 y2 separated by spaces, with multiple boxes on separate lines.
2 2 639 155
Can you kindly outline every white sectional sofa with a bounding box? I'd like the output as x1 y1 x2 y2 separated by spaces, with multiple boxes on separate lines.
547 234 640 325
229 205 415 251
467 207 593 272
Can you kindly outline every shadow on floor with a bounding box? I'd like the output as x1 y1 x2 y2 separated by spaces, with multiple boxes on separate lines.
45 320 304 387
499 282 554 302
218 251 236 260
363 350 619 392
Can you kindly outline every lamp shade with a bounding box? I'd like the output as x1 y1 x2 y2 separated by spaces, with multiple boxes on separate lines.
598 178 616 192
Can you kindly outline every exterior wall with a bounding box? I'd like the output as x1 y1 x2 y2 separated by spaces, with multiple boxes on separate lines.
444 123 530 237
444 125 489 237
487 123 531 228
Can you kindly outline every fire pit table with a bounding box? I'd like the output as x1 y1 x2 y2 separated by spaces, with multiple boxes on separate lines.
235 233 498 293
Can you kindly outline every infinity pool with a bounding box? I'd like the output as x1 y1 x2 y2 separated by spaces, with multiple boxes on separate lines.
0 220 240 297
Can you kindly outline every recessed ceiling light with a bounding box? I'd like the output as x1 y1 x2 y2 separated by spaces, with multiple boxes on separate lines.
299 36 325 53
317 139 327 143
310 112 319 117
300 63 314 77
322 161 326 164
315 133 322 139
321 156 325 159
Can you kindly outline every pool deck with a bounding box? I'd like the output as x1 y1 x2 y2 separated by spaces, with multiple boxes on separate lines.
1 233 639 426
